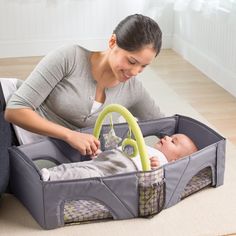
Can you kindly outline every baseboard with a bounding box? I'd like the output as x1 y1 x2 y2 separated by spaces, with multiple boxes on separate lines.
173 34 236 98
0 38 108 58
162 34 173 49
0 35 172 59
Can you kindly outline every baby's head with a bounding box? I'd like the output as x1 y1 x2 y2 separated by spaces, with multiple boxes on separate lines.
154 133 198 162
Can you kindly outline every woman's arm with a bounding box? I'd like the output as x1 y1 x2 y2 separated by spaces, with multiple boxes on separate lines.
5 45 99 154
7 45 77 111
4 108 100 155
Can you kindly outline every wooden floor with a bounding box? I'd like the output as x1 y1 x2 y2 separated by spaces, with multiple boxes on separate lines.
152 49 236 147
0 49 236 147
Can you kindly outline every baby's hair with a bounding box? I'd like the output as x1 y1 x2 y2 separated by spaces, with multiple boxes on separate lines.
179 134 198 159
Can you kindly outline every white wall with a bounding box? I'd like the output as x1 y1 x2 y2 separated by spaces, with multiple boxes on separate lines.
0 0 174 58
173 10 236 97
1 0 235 97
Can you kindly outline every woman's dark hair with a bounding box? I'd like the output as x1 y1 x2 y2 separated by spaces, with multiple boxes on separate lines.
113 14 162 56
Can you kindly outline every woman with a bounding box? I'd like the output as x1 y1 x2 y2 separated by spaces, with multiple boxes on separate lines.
5 14 164 156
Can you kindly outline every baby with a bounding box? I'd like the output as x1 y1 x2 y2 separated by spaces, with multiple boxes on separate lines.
41 133 198 181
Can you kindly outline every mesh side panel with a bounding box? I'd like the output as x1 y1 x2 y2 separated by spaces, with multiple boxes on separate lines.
138 168 165 217
181 167 212 199
64 200 113 224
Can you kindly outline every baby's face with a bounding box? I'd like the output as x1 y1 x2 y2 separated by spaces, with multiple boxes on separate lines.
154 134 195 162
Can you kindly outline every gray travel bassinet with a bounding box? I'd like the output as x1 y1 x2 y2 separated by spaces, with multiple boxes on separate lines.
0 82 18 196
8 113 225 230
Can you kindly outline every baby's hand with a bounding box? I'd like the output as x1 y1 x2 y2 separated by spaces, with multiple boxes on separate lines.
149 156 160 169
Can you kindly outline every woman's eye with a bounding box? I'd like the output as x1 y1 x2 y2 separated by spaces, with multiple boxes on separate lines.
128 60 136 65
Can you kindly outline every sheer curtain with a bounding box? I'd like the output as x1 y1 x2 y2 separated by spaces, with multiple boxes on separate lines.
173 0 236 25
174 0 236 12
137 0 236 26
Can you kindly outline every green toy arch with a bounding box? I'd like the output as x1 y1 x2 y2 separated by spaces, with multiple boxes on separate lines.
93 104 151 171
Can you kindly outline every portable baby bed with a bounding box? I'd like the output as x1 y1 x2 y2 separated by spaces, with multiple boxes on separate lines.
8 105 225 230
0 82 18 196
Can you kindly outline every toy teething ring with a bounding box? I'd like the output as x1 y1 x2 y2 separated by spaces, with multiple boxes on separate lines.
93 104 150 171
122 138 138 158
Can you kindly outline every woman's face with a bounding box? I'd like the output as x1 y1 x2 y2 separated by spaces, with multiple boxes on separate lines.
108 35 156 83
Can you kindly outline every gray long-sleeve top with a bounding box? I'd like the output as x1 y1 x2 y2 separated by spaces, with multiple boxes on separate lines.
7 44 164 130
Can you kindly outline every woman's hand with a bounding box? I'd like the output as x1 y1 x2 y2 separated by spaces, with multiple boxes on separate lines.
149 156 160 169
5 108 100 156
65 130 100 156
90 149 102 159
